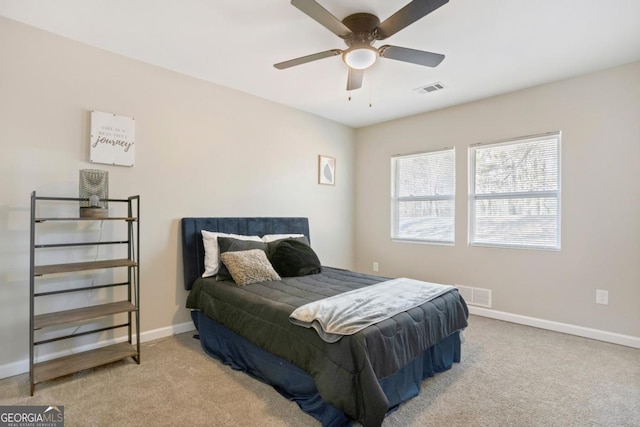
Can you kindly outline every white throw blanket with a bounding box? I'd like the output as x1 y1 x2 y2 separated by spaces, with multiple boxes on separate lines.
289 278 455 343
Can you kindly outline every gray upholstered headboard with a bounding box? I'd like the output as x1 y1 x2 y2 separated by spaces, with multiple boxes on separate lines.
180 217 310 290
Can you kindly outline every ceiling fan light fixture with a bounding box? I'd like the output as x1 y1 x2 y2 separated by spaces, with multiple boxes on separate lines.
343 46 377 70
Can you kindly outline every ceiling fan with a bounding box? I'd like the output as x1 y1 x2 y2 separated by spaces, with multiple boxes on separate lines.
274 0 448 91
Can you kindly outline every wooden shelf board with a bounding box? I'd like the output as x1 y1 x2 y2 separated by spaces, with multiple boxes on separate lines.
34 301 136 329
33 342 138 384
34 258 137 275
36 217 137 222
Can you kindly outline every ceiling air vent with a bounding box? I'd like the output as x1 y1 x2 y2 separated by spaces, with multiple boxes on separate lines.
415 82 446 94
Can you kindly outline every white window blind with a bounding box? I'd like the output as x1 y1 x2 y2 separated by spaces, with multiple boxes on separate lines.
392 148 455 243
469 132 561 250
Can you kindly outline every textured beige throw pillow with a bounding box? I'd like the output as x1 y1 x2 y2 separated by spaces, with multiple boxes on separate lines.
220 249 281 286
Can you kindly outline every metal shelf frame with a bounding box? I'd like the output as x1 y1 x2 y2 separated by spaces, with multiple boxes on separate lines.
29 191 140 395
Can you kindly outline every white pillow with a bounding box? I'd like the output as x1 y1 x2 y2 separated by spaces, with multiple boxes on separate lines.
261 233 305 242
201 230 262 277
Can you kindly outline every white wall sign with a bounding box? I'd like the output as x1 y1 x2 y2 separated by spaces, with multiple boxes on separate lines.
90 110 135 166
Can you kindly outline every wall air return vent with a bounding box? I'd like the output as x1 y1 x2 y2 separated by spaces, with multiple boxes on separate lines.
415 82 446 94
455 285 492 308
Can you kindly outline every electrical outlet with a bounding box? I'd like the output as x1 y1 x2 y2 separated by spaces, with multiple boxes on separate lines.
372 262 379 272
595 289 609 305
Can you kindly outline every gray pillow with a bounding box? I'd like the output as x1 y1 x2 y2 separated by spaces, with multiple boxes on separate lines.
216 236 268 281
220 249 281 286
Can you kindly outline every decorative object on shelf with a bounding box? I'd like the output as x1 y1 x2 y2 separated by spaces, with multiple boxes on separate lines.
318 155 336 185
90 110 135 167
79 169 109 218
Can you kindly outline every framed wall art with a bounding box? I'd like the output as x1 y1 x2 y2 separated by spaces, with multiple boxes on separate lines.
90 110 135 167
318 155 336 185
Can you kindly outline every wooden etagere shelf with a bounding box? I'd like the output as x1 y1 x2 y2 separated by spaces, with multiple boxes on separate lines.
34 259 137 276
29 192 140 395
35 217 137 222
33 301 137 330
33 342 138 384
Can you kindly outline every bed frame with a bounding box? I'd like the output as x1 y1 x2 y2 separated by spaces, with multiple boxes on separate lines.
181 217 309 290
181 217 461 426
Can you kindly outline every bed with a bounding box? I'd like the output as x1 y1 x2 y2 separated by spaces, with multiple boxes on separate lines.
181 217 468 427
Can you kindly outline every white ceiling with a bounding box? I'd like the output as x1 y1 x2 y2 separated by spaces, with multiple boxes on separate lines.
1 0 639 128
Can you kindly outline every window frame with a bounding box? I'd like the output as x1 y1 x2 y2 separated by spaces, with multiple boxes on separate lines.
468 132 561 251
391 147 456 245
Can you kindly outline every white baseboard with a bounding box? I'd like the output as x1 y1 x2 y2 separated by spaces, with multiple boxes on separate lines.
139 320 196 342
0 321 196 380
4 312 638 380
469 306 640 349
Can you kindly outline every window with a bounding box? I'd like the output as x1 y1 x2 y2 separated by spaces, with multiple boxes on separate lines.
469 132 561 250
391 148 455 243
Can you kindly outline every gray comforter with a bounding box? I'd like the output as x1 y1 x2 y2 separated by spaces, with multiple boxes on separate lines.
186 267 468 427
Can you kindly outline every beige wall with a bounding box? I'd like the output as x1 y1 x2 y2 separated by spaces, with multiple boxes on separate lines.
2 15 638 377
355 61 640 339
0 17 355 373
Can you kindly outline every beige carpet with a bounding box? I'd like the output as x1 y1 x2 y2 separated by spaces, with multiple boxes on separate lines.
1 315 639 426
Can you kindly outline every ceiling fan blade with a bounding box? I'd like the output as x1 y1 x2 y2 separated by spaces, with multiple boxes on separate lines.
376 0 449 39
291 0 352 37
379 45 444 67
346 68 364 91
274 49 342 69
